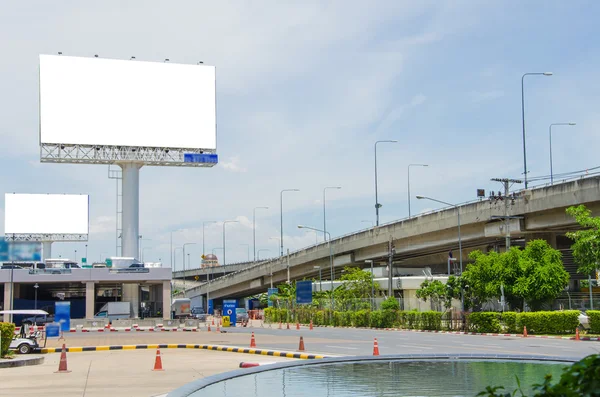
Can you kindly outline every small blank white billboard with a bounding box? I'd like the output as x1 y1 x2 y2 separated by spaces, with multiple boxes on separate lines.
5 194 89 235
39 55 216 150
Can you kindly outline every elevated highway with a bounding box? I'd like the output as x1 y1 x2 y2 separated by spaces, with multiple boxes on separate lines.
185 176 600 301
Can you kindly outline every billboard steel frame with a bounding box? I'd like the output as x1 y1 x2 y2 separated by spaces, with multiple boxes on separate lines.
40 144 217 167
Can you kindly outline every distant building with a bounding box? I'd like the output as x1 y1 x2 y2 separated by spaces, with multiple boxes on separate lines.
201 254 220 268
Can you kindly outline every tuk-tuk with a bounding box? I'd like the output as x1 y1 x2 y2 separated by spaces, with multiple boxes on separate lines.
0 310 49 354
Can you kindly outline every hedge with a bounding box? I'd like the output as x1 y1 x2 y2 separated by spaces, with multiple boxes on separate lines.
1 322 15 357
468 312 501 333
263 308 579 334
501 312 517 334
516 310 579 335
587 310 600 334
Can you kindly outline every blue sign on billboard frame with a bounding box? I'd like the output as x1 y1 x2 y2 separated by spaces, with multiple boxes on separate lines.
296 281 313 305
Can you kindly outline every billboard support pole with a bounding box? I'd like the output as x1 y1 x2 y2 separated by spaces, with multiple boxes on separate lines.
119 161 143 318
42 241 52 262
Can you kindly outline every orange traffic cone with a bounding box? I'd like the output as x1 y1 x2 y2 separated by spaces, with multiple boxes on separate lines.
55 344 71 373
212 318 215 325
216 323 220 332
250 332 257 348
309 320 313 331
298 336 305 351
575 328 580 341
286 322 290 330
523 326 528 338
207 324 211 332
152 348 164 371
372 338 380 356
296 322 300 330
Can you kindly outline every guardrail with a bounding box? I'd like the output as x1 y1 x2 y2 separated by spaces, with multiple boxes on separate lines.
28 269 72 275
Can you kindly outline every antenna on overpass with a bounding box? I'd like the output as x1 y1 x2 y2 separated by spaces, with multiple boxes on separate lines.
490 178 523 250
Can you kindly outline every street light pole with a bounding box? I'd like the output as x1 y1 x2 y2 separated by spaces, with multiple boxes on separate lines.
280 189 299 256
182 243 196 291
416 196 462 273
313 266 322 293
298 225 334 310
174 247 183 271
365 260 374 310
202 221 217 257
323 186 341 242
549 122 576 184
258 249 271 286
408 164 428 218
521 72 553 188
222 221 238 266
34 283 39 310
374 140 397 226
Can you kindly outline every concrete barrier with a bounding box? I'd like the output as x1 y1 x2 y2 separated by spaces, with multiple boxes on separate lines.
183 319 199 328
85 319 109 328
132 319 156 328
70 319 87 327
159 319 179 328
111 319 134 328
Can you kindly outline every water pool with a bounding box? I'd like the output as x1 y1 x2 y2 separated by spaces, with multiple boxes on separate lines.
168 355 573 397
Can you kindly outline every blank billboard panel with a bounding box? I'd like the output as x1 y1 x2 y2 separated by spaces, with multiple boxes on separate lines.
39 55 216 150
4 194 89 235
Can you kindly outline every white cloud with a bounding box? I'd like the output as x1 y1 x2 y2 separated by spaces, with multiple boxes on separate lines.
220 156 247 173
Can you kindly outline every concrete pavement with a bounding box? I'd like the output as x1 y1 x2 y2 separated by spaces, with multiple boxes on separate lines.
1 349 294 397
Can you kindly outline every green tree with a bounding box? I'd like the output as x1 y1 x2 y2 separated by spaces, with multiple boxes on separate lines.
416 276 461 311
334 266 379 310
566 204 600 275
463 240 569 311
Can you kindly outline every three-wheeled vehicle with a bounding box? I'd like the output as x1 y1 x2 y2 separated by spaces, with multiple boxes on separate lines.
0 310 48 354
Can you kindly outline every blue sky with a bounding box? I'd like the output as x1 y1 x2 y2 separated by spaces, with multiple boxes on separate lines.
1 1 599 267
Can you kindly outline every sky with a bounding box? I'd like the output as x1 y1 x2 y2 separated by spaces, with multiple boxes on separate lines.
1 1 599 268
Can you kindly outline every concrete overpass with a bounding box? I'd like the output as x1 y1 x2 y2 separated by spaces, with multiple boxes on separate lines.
173 259 276 282
185 176 600 302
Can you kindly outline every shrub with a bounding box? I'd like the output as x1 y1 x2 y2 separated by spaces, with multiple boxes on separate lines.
405 311 420 330
420 311 442 331
501 312 517 333
516 311 579 335
351 310 370 327
1 322 15 357
381 297 400 311
314 310 326 326
381 310 398 328
468 312 501 333
588 310 600 334
369 310 383 328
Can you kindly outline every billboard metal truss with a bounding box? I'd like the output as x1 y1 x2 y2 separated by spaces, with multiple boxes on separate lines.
5 233 88 242
40 143 218 167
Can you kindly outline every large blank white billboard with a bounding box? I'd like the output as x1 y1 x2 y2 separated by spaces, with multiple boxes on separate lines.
39 55 216 150
5 194 89 235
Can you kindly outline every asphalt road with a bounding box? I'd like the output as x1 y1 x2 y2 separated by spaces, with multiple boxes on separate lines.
224 325 600 359
49 324 600 360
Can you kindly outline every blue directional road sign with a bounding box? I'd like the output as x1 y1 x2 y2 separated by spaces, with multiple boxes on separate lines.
223 299 237 327
296 281 313 304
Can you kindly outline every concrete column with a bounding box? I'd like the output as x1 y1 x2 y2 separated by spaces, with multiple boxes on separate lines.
3 282 12 322
123 283 140 318
42 241 52 260
85 282 95 319
119 162 143 318
162 281 171 320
